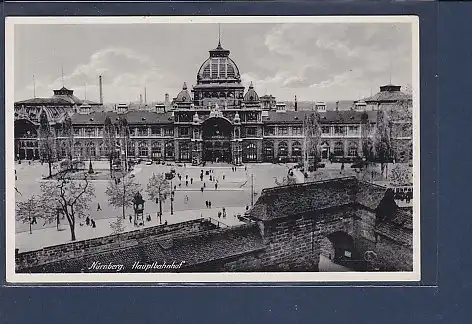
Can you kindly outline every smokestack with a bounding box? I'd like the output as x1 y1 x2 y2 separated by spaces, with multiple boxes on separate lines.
164 93 170 112
336 101 339 111
140 94 143 105
144 87 147 105
294 95 298 111
99 75 103 105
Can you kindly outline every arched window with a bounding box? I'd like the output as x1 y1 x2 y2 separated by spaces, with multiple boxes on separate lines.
334 142 344 156
348 142 358 157
139 142 148 157
74 142 83 158
245 143 257 161
165 142 174 159
278 141 288 157
263 141 274 161
180 142 190 161
86 142 96 158
151 142 161 160
60 142 67 158
292 141 302 157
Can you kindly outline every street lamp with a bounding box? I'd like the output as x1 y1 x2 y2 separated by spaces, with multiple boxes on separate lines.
165 172 175 215
132 191 145 227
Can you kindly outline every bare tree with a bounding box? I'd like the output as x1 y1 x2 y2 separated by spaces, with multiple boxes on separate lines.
118 117 130 172
373 109 392 179
62 115 74 164
40 172 95 241
303 110 321 172
103 116 117 177
106 176 141 220
15 195 44 234
146 173 170 224
38 109 56 178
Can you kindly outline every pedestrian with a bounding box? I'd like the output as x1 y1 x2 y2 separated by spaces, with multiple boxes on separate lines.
215 183 218 190
245 166 247 171
218 211 222 218
222 173 225 180
185 195 189 203
209 201 212 208
97 203 102 211
129 215 132 223
91 219 96 228
205 200 209 208
209 175 212 181
174 185 177 190
164 220 168 225
179 183 181 187
31 216 37 225
201 186 204 193
186 180 188 186
186 174 188 180
86 216 90 226
200 174 203 181
203 182 206 188
190 178 193 184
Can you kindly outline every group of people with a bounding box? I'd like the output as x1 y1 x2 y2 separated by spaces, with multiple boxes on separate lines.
205 200 212 208
85 216 96 228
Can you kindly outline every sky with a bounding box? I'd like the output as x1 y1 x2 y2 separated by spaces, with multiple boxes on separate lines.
14 22 413 103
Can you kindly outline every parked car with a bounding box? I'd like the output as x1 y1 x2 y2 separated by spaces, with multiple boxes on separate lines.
145 160 153 165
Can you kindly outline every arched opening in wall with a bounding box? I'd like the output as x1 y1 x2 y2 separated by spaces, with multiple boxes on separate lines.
202 117 232 162
15 119 38 160
319 231 359 272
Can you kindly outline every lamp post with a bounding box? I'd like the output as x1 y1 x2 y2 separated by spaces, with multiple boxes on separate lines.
132 191 145 227
165 171 175 215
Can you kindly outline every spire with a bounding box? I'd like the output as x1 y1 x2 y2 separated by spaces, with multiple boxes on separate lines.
249 81 254 89
84 83 87 100
33 74 36 98
61 64 64 87
183 82 187 90
218 23 221 47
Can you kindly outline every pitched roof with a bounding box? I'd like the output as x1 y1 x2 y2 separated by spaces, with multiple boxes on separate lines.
24 224 264 273
248 177 391 221
15 97 74 105
71 111 174 125
262 110 377 124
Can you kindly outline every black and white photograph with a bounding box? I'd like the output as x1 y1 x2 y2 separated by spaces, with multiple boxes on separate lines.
5 16 420 282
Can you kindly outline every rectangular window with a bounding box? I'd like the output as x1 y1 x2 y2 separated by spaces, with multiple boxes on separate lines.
246 127 257 137
129 128 137 136
164 128 174 136
279 127 288 136
292 127 303 136
264 127 275 136
348 126 359 136
322 126 331 135
73 128 80 136
137 127 148 137
334 126 345 135
151 127 161 136
179 127 190 137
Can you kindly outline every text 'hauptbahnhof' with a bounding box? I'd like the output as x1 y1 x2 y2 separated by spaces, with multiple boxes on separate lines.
14 40 413 165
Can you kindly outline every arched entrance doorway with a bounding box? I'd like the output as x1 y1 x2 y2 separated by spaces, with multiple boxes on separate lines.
202 117 233 163
319 231 360 271
15 119 39 160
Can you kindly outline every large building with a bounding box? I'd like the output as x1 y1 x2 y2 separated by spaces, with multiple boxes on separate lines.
14 40 412 164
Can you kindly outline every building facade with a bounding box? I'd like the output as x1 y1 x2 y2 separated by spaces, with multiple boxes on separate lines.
14 41 412 164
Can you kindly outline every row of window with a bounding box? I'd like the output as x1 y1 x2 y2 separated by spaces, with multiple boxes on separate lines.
71 127 174 137
264 125 361 136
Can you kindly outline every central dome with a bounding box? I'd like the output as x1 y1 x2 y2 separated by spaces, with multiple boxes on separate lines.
197 41 241 82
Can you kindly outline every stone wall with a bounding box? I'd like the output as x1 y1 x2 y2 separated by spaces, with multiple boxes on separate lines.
16 219 216 271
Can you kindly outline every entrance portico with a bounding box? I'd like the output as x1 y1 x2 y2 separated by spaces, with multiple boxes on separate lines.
201 116 233 163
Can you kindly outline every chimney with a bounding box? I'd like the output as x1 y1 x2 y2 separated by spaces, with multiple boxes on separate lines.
144 87 147 105
139 94 143 105
336 101 339 111
99 75 103 105
164 93 170 112
294 95 298 111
